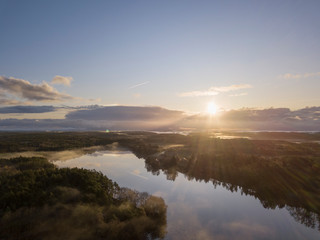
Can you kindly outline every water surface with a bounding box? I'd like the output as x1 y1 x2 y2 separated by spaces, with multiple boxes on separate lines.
55 150 320 240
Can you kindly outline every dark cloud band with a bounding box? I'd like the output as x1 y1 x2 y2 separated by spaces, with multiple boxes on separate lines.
0 106 56 114
0 105 319 131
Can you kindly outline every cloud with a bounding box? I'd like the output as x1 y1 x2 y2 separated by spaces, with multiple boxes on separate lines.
0 90 24 105
0 98 24 106
178 90 219 97
179 84 252 97
129 81 150 89
0 76 75 102
0 106 55 114
187 107 320 131
279 72 320 80
221 221 273 238
51 75 73 86
130 169 148 180
0 105 186 131
229 93 248 97
0 105 319 131
211 84 252 92
220 108 292 121
133 93 141 98
66 106 184 121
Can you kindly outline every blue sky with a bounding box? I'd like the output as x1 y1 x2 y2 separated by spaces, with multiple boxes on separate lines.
1 0 320 114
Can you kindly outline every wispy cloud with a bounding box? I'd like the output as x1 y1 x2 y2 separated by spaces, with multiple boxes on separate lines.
179 84 252 97
278 72 320 79
229 92 248 97
0 98 25 106
129 169 148 180
51 75 73 86
222 221 273 238
129 81 150 89
212 84 252 92
0 76 75 102
133 93 141 98
178 90 219 97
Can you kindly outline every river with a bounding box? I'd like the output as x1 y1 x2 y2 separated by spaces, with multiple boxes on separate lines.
53 149 319 240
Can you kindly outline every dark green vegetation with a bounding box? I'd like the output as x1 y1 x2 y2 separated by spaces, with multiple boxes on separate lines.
1 131 319 153
211 131 320 141
132 133 320 231
0 157 167 240
0 131 320 232
0 132 120 152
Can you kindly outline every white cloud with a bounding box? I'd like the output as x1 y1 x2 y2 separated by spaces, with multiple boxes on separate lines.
178 90 219 97
133 93 141 98
222 221 273 238
229 92 248 97
51 75 73 86
0 98 24 105
211 84 252 92
279 72 320 79
280 73 302 79
303 72 320 78
129 81 150 89
0 76 75 102
179 84 252 97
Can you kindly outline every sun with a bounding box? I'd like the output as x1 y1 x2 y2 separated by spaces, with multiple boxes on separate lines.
207 102 218 115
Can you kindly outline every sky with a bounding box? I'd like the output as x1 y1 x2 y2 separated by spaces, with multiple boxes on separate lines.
0 0 320 131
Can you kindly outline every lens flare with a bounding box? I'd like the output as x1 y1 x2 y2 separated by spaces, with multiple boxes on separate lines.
207 102 218 115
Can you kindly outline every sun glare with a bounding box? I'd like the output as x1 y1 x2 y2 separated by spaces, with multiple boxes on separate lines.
207 102 218 115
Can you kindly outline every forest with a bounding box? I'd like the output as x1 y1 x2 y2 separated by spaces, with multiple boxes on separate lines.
0 156 167 240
